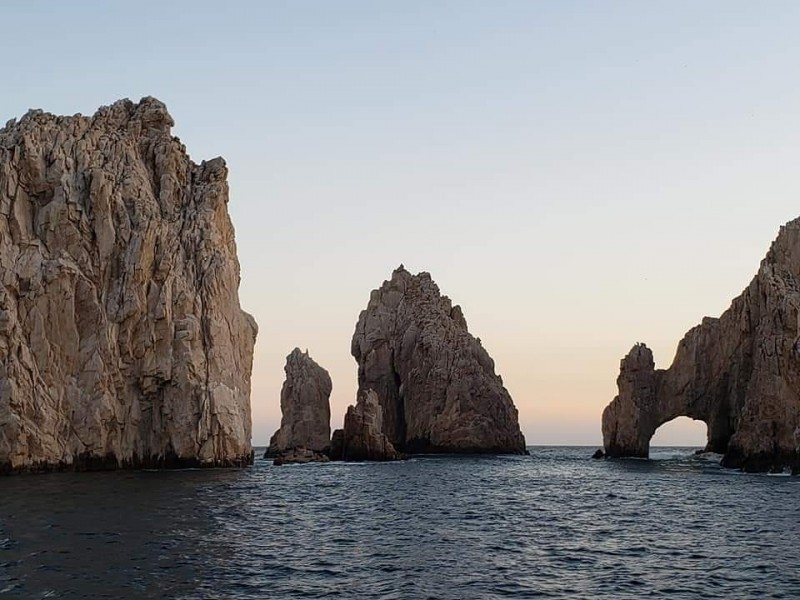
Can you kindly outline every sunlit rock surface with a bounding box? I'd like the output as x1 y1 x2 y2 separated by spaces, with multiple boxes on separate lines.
266 348 331 464
603 218 800 473
351 266 526 454
0 97 257 472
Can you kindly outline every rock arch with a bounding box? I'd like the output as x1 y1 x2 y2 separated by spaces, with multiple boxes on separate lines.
602 341 737 459
602 217 800 472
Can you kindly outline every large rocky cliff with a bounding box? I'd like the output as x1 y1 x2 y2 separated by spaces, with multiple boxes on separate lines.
602 218 800 472
351 266 526 454
0 97 257 472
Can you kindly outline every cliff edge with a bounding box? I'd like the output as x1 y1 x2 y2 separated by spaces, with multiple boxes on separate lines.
0 97 257 472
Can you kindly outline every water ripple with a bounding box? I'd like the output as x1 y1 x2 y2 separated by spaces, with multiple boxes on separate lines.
1 448 799 598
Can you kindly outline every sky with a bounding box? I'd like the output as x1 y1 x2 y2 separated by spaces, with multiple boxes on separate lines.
3 1 800 446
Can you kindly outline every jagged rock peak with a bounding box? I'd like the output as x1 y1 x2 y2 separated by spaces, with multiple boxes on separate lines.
330 389 402 462
351 267 526 455
266 348 332 459
0 97 257 473
602 216 800 473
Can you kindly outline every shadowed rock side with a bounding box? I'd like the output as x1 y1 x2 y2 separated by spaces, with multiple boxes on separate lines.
329 389 402 461
351 266 526 454
266 348 331 465
602 218 800 473
0 97 258 473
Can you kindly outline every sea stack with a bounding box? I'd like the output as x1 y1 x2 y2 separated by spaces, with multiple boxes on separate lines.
0 98 257 473
350 266 526 454
602 217 800 473
329 389 402 461
266 348 332 464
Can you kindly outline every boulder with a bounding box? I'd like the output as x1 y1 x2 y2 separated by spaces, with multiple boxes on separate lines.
602 217 800 473
0 98 257 473
351 266 526 454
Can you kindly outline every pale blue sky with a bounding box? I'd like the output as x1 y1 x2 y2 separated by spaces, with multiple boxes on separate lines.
4 1 800 445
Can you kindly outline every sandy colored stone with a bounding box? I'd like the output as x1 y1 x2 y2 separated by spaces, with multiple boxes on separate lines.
603 218 800 472
266 348 331 457
0 97 257 472
351 266 526 454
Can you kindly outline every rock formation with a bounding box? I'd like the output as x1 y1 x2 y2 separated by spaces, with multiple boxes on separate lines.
272 447 330 466
350 266 526 454
0 97 257 473
602 218 800 473
330 389 402 461
266 348 331 464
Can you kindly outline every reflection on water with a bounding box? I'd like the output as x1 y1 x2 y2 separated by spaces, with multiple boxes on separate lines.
2 448 800 599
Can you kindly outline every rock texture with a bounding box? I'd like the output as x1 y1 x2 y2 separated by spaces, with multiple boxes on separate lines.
0 97 258 473
602 218 800 472
351 266 526 454
330 389 402 461
266 348 331 461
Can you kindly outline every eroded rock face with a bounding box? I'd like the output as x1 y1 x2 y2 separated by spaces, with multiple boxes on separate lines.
351 266 526 454
331 389 402 461
602 218 800 472
266 348 331 458
0 97 257 473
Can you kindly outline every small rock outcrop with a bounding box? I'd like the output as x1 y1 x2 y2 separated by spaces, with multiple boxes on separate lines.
266 348 332 464
351 266 526 454
0 98 257 473
272 447 330 466
330 389 402 461
602 217 800 473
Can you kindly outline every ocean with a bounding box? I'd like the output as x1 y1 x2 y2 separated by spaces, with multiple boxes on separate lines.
1 447 798 599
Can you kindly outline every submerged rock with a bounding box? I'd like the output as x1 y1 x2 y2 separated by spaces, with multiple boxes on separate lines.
602 217 800 473
272 447 330 466
351 266 526 454
0 98 257 473
331 389 402 461
265 348 331 462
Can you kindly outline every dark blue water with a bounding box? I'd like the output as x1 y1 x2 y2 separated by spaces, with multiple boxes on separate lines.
1 447 799 599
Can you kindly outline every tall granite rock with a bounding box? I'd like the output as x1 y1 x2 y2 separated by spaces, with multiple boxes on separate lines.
0 97 258 473
602 217 800 472
266 348 331 459
351 266 526 454
330 389 402 461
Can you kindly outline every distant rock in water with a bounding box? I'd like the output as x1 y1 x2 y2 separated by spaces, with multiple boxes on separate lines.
591 449 604 460
350 266 526 455
0 97 257 473
602 217 800 473
330 389 402 461
266 348 332 464
272 447 330 466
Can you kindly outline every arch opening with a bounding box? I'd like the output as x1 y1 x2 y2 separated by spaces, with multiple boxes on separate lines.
650 416 707 450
